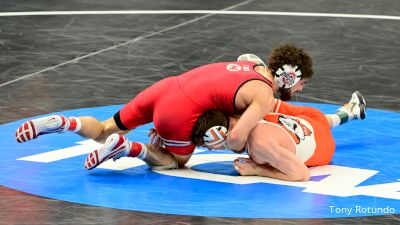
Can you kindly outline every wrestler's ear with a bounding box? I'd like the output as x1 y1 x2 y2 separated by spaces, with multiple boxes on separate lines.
203 126 228 148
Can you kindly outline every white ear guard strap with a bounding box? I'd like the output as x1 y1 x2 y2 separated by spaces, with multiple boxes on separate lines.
274 64 302 88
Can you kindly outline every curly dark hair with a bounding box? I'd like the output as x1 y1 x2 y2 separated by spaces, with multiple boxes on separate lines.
268 43 313 79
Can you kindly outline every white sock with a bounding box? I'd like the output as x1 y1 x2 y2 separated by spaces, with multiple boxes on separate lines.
130 142 148 160
327 114 341 128
137 143 148 160
67 117 82 132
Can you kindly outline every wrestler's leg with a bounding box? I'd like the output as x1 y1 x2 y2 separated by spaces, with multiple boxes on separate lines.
83 120 191 170
78 116 130 143
16 115 83 143
325 116 334 128
325 91 366 128
246 123 295 165
233 124 277 176
15 114 127 144
235 123 310 181
84 133 189 170
81 114 148 170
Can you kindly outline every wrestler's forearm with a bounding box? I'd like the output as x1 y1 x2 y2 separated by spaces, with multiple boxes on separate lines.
227 102 263 150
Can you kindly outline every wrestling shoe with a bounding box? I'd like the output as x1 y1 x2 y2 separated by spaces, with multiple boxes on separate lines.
84 134 131 170
336 91 366 121
15 115 74 143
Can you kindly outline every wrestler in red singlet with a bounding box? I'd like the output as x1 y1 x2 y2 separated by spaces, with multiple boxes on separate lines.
264 99 335 166
114 61 272 155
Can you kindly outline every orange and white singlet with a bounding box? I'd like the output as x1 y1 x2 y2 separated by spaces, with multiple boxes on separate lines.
262 100 335 166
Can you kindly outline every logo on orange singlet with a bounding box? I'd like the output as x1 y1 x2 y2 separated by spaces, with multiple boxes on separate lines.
277 115 312 144
226 63 242 72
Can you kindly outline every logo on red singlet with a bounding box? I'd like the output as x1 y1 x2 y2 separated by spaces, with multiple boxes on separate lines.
277 115 312 144
226 63 242 72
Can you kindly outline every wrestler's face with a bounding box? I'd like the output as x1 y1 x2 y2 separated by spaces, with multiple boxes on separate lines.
290 78 308 95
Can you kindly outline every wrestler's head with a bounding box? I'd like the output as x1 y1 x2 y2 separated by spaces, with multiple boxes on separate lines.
192 110 229 148
268 44 313 101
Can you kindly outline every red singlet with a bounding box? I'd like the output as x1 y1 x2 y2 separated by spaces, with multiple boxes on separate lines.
115 61 272 155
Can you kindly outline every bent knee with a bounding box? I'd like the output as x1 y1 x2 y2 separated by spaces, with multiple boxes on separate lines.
92 119 122 143
297 171 311 181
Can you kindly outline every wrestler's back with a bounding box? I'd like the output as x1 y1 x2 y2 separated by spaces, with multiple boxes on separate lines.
154 62 264 141
267 100 336 166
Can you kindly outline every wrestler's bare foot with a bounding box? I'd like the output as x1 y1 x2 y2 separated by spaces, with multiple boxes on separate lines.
234 157 258 176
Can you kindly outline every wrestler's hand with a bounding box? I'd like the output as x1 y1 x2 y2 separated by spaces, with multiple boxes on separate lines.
148 128 162 148
234 157 257 176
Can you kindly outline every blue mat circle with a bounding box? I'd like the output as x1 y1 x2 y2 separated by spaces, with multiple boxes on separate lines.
0 102 399 218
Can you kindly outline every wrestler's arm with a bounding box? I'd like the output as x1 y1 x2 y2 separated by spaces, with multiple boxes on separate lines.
143 144 191 169
236 139 310 181
227 81 274 151
144 129 192 169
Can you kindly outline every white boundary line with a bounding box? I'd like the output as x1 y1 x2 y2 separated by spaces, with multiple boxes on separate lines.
1 7 399 88
0 10 399 20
